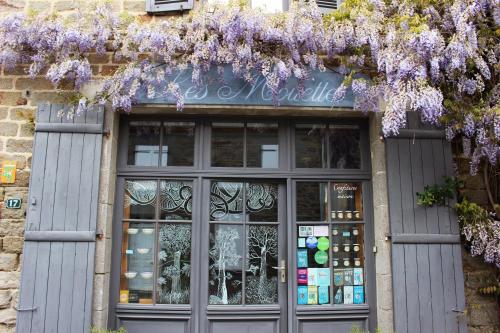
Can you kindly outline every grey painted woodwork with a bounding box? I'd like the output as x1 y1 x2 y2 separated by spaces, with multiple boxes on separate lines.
110 118 376 333
385 118 467 333
16 103 104 333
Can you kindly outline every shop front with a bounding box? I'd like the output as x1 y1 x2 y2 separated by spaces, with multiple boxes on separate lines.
105 67 376 333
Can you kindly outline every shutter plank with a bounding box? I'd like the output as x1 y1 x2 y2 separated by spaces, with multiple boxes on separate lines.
16 103 51 333
433 141 451 234
453 245 468 332
416 244 433 333
429 244 446 333
421 139 439 234
442 244 459 333
404 244 420 333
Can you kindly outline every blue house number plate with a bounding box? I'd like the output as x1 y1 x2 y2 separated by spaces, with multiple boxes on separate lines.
5 198 21 209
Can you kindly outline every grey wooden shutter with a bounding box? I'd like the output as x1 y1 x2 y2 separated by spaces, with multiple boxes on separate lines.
16 103 104 333
385 115 468 333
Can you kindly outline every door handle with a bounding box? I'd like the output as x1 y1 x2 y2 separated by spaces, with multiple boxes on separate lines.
272 259 286 283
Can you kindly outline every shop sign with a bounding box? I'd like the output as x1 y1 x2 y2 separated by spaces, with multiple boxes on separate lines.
5 198 22 209
1 161 16 184
137 66 356 108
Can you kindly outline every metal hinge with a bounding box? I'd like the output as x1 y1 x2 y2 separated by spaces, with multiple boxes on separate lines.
15 306 37 312
373 246 377 253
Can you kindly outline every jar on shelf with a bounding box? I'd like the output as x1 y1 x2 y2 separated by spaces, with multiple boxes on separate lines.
352 227 359 236
353 244 360 252
346 211 353 220
332 258 339 267
354 258 361 267
337 211 344 220
332 243 339 253
332 228 339 236
343 243 351 252
353 211 360 219
343 258 350 267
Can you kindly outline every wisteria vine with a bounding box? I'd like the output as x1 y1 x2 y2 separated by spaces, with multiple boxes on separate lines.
0 0 499 175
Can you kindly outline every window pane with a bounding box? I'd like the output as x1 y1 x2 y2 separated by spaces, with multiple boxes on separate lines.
246 123 279 168
296 182 328 222
124 180 157 220
127 122 161 166
159 180 193 221
120 222 154 304
211 123 244 167
246 183 278 222
332 223 365 305
162 122 195 167
330 183 363 221
210 182 244 221
330 125 361 169
246 225 278 304
157 223 191 304
209 224 243 304
295 124 327 168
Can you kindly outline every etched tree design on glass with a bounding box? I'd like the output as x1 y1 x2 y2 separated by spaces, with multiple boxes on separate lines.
123 180 157 219
159 181 192 220
246 225 279 304
210 182 243 221
208 226 242 304
157 224 191 304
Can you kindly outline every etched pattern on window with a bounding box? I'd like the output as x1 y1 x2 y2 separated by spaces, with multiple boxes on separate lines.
124 180 157 220
160 180 193 220
210 182 244 221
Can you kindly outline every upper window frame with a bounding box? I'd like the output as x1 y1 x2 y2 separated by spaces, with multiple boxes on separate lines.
117 115 371 177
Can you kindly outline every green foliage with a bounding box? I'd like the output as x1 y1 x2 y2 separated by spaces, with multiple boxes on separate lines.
455 198 491 226
90 327 126 333
349 326 383 333
416 177 462 207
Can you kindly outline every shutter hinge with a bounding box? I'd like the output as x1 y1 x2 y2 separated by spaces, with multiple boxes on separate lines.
372 246 377 253
15 306 37 312
96 229 104 240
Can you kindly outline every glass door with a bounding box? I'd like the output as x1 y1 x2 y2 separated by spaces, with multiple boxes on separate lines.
200 180 288 333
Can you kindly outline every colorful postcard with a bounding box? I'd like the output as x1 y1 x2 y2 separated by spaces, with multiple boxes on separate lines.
334 269 344 286
297 286 308 305
317 268 331 286
299 226 313 237
307 286 318 305
307 268 318 285
353 286 364 304
297 238 306 248
344 286 354 304
297 269 308 284
313 225 329 236
334 287 343 304
353 268 364 285
318 286 329 304
297 249 308 268
343 268 354 286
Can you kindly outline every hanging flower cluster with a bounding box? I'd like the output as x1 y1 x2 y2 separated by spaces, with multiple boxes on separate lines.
456 199 500 268
0 0 499 173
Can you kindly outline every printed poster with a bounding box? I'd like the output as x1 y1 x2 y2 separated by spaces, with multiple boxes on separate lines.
334 269 344 286
343 268 354 286
297 238 306 248
297 249 308 268
353 286 364 304
318 286 329 304
297 286 308 305
297 269 308 284
299 226 313 237
344 286 354 304
317 268 331 286
307 268 318 286
313 225 329 236
0 160 16 184
307 286 318 305
353 268 364 285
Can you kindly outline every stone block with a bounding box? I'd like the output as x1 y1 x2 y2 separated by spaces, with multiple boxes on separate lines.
5 139 32 153
0 154 26 170
2 236 23 254
15 78 53 91
0 79 13 90
0 254 17 271
26 1 52 12
0 220 25 237
0 308 16 325
0 272 19 289
0 123 18 137
0 108 8 121
123 0 146 12
53 0 76 11
99 65 119 76
18 123 34 138
0 92 26 106
88 53 111 64
8 107 35 121
0 290 11 309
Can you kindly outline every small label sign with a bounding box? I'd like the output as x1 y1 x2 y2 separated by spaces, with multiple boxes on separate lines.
5 198 22 209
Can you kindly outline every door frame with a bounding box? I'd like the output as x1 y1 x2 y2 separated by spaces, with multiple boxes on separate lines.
109 116 377 332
